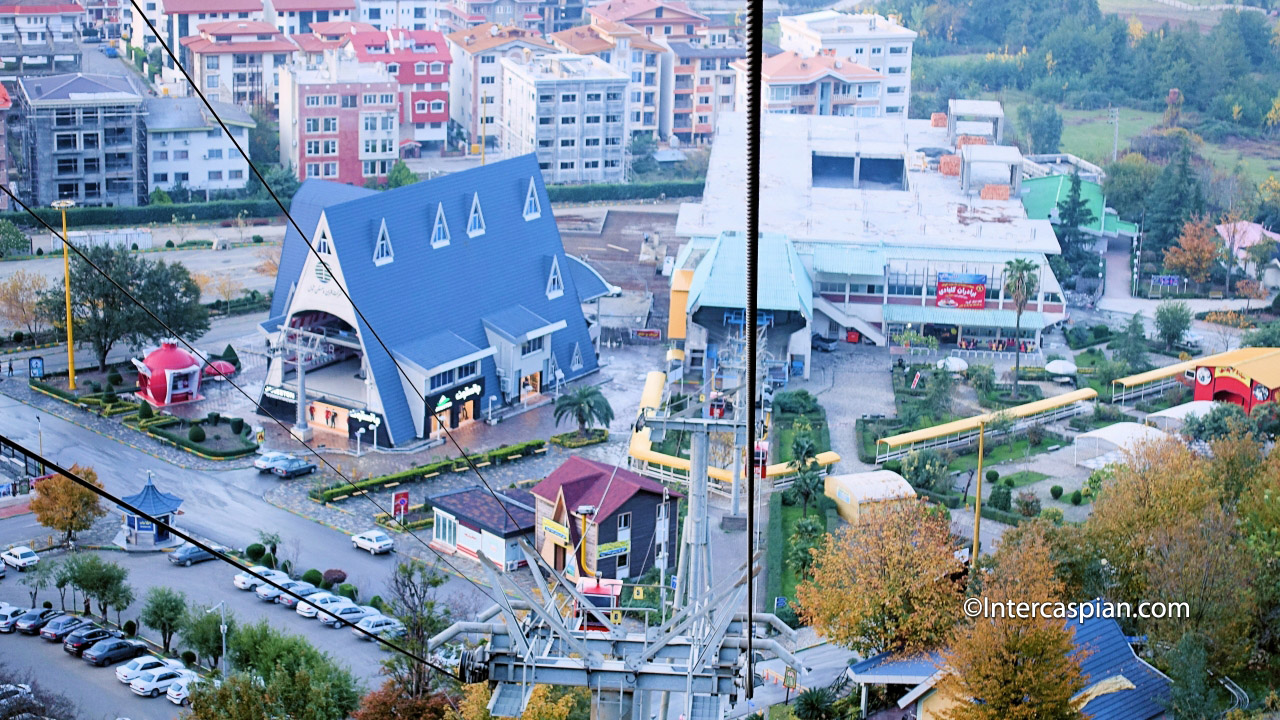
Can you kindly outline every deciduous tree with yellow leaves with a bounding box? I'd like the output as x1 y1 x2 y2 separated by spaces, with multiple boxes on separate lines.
30 463 107 544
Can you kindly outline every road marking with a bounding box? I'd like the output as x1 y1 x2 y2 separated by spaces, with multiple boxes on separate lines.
606 243 630 253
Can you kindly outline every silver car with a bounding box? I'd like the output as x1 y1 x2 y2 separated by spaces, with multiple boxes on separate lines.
255 579 311 602
319 604 377 627
352 615 403 640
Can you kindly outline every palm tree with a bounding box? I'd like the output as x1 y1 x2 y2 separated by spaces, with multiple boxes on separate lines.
794 687 836 720
553 386 615 439
1003 258 1040 400
792 466 824 517
790 433 818 472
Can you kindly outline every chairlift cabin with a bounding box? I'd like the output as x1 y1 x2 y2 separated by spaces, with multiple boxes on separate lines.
573 577 623 631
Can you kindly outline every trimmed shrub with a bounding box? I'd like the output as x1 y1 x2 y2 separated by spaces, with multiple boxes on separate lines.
1015 491 1042 517
985 469 999 483
336 583 358 601
1070 489 1083 505
252 234 264 243
165 240 175 248
137 402 154 420
207 412 221 425
42 600 52 609
369 595 386 613
1040 507 1065 525
188 425 206 442
1050 485 1064 500
123 620 136 636
35 248 42 256
107 371 123 386
989 485 1012 512
302 568 323 586
230 418 245 434
131 243 139 250
1002 476 1015 488
322 568 347 587
103 392 118 404
11 331 22 343
245 543 266 562
260 552 275 569
181 650 197 666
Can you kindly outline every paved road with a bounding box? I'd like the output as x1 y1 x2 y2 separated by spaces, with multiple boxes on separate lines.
0 550 387 720
0 509 46 549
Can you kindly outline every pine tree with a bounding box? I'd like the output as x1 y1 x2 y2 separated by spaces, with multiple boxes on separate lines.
1054 171 1097 259
1145 140 1205 251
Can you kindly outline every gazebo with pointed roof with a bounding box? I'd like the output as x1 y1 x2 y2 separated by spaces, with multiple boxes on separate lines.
120 477 183 546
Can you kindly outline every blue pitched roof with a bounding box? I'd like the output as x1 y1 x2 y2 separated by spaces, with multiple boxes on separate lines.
393 330 484 373
286 154 598 446
121 478 183 516
848 651 943 685
483 305 554 342
1067 604 1171 720
268 180 377 319
565 254 616 302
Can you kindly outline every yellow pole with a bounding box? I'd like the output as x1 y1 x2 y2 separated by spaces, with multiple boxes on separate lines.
53 201 76 391
971 423 984 563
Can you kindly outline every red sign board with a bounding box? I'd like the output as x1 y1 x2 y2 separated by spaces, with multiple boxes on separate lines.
935 273 987 309
393 491 410 516
632 328 662 340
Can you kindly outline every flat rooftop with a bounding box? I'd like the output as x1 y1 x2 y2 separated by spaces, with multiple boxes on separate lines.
501 53 626 82
676 111 1059 255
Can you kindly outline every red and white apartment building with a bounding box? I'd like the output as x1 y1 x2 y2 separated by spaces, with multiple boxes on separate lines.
665 25 748 145
289 18 375 67
445 23 551 148
439 0 540 36
344 28 450 151
279 49 399 184
129 0 267 77
585 0 706 41
265 0 353 35
180 20 297 106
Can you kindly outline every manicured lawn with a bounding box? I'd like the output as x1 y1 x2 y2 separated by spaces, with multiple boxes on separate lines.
997 470 1050 488
778 503 826 605
948 437 1064 472
773 420 832 465
1074 349 1106 368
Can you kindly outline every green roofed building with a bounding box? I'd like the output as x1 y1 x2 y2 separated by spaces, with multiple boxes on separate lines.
1021 175 1139 239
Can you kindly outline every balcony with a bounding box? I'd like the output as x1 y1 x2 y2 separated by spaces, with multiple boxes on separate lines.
695 103 711 113
696 84 712 93
675 63 693 74
694 123 712 134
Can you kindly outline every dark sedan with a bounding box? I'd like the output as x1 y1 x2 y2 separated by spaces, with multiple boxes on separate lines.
63 625 118 656
168 544 216 567
40 615 88 642
14 609 62 635
272 457 317 478
811 333 838 352
82 638 147 667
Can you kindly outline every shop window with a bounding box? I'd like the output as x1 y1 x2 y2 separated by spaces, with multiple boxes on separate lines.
431 203 450 248
373 219 394 266
521 336 543 356
546 255 563 300
523 177 540 221
434 511 457 546
467 193 485 237
571 343 583 371
430 368 455 390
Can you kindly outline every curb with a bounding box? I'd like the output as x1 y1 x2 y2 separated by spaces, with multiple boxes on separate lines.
0 342 63 357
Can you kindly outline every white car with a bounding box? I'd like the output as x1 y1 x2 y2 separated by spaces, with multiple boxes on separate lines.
115 656 183 684
255 579 310 602
352 530 394 554
1 546 39 571
232 566 287 591
295 592 344 618
319 604 377 627
353 615 403 640
168 675 217 706
253 451 294 472
129 668 193 698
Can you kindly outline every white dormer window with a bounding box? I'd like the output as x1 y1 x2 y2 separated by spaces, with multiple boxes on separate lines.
373 218 394 266
570 342 583 371
414 61 427 73
431 203 450 248
523 176 540 221
430 61 443 73
467 192 485 237
546 255 564 299
315 226 332 254
387 63 399 74
415 100 428 112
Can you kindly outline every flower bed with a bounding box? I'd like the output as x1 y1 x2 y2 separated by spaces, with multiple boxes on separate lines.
551 429 608 448
374 504 434 532
147 418 259 459
309 438 547 503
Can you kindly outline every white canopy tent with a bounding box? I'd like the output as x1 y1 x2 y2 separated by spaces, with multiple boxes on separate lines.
1145 400 1219 432
1074 422 1170 468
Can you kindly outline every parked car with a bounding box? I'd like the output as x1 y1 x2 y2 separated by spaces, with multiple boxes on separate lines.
40 615 87 642
168 676 216 706
295 592 344 619
82 35 102 43
353 615 403 640
101 46 117 57
129 668 193 698
169 544 216 567
0 605 26 633
256 579 310 602
116 656 183 684
253 451 294 473
14 608 61 634
1 546 39 571
232 566 286 591
276 584 322 608
83 638 147 666
0 560 6 578
352 530 394 554
271 457 317 478
63 625 118 656
811 333 838 352
319 604 377 627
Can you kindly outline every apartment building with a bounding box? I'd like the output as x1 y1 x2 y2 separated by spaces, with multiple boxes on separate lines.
501 53 627 184
550 20 666 140
534 0 582 36
778 10 915 115
439 0 540 36
0 84 10 210
180 20 297 107
0 0 85 77
266 0 354 35
345 28 451 151
279 52 398 184
289 18 375 66
82 0 122 37
734 51 883 117
129 0 266 80
144 97 254 196
664 26 746 145
18 73 146 207
586 0 707 41
445 23 552 149
357 0 437 30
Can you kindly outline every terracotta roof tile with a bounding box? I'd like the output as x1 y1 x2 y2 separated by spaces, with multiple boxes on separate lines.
445 22 554 54
732 50 881 83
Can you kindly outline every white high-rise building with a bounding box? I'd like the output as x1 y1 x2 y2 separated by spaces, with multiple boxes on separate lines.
777 11 915 116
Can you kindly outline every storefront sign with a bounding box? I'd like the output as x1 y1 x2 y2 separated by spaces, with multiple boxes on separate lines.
542 518 569 543
632 328 662 340
1215 366 1247 385
350 409 381 427
427 379 485 427
455 382 482 402
935 273 987 309
1152 274 1181 287
263 385 296 402
597 539 630 560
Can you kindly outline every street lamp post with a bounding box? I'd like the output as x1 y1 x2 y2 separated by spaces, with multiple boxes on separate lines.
208 601 229 676
52 200 76 391
36 415 42 457
355 427 364 457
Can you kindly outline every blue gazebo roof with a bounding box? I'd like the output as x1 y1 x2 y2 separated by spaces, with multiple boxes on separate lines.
122 478 183 516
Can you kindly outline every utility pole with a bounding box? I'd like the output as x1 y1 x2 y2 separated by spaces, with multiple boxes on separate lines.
209 601 229 676
1109 108 1120 163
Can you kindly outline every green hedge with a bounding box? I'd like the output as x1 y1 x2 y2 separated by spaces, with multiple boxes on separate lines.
147 420 259 458
974 502 1029 527
545 179 704 203
551 429 609 448
29 379 78 402
310 438 547 503
764 492 784 609
1 199 283 229
917 487 965 509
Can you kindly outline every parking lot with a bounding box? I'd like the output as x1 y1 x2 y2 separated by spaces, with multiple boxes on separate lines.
0 549 388 720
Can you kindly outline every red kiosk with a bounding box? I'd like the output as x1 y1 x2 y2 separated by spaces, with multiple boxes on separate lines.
132 341 204 407
1190 348 1280 412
